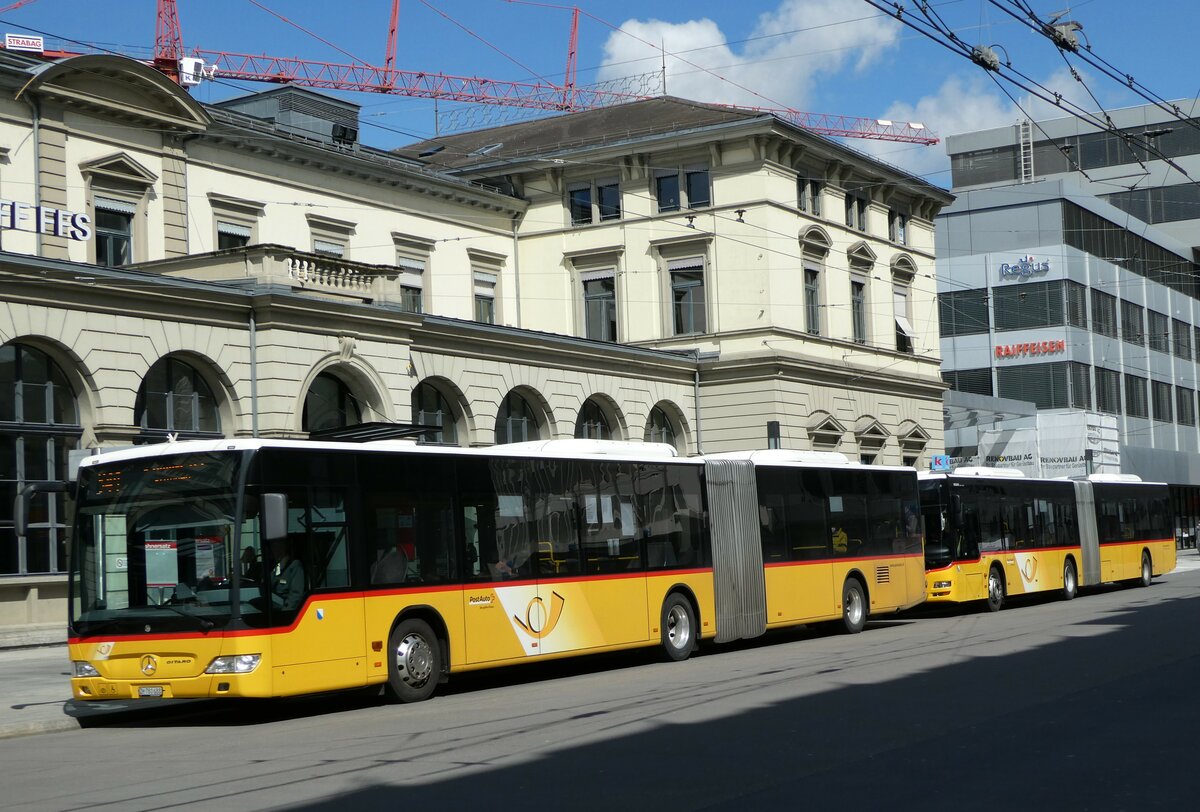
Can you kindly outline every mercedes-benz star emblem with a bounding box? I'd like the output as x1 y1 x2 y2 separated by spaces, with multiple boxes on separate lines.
140 655 158 676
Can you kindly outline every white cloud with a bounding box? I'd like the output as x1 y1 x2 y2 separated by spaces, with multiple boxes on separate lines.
597 0 901 109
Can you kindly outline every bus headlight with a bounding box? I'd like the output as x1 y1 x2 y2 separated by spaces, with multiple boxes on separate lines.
73 661 100 678
933 581 952 589
205 654 261 674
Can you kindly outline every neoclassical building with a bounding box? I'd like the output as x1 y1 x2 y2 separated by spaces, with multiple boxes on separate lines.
0 50 951 635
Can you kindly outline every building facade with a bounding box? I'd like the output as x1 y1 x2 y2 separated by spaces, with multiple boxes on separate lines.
937 180 1200 484
947 99 1200 249
0 52 952 634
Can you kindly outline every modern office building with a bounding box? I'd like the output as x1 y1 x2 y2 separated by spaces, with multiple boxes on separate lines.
937 177 1200 486
946 99 1200 249
0 51 953 637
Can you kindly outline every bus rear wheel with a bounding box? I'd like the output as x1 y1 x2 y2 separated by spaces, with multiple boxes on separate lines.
1062 559 1078 601
387 618 441 703
985 567 1005 612
840 578 866 634
660 594 696 662
1137 551 1152 588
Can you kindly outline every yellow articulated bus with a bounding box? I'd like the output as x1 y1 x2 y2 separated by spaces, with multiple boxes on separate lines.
920 468 1176 611
18 439 925 704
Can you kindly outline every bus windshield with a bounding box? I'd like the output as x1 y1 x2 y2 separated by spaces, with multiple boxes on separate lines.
70 451 245 636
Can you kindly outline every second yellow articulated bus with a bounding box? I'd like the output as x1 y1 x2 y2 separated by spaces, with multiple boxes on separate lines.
920 467 1176 611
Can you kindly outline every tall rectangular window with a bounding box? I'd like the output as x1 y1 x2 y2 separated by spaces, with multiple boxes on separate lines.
804 267 821 335
1120 300 1145 346
568 184 593 225
888 209 907 244
845 192 867 231
1096 368 1121 414
95 197 134 267
1066 281 1088 329
1069 362 1091 409
655 171 681 213
1152 380 1173 422
1124 373 1148 418
397 255 425 314
1173 318 1193 359
685 166 711 208
474 270 497 324
1177 387 1196 426
1148 310 1170 353
1092 290 1118 337
596 179 621 221
851 280 867 344
798 177 822 216
582 273 617 342
894 285 914 353
669 257 706 335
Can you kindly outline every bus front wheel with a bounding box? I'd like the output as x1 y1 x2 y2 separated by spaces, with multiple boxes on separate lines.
1137 551 1152 588
986 568 1005 612
840 578 866 634
1062 559 1078 601
660 594 696 661
387 618 441 703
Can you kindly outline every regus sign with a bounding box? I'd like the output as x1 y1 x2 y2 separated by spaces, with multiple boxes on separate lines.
998 255 1050 281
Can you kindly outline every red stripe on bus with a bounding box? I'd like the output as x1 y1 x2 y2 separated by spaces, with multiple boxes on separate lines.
68 566 717 644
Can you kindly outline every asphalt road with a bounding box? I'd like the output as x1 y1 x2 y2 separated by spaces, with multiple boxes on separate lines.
2 570 1198 811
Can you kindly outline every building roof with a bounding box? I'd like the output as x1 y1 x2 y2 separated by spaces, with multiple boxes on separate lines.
396 96 759 170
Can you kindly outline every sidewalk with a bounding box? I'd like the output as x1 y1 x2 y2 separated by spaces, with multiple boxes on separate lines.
3 552 1199 740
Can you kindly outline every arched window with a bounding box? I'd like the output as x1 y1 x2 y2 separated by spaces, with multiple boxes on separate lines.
644 405 678 448
575 398 611 440
412 381 457 445
0 342 80 575
303 371 361 433
135 356 221 439
495 391 539 445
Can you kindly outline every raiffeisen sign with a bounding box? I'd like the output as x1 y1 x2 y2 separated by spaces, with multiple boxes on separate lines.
995 339 1066 358
998 255 1050 281
0 199 92 241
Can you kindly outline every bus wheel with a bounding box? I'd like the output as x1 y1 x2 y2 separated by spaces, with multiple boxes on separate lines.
986 568 1005 612
387 618 441 703
1138 552 1152 588
660 594 696 662
840 579 866 634
1062 559 1078 601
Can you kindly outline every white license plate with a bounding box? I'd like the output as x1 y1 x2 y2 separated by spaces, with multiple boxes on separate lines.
137 686 164 698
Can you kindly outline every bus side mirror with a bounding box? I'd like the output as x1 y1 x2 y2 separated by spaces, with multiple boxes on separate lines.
261 493 289 542
13 481 72 537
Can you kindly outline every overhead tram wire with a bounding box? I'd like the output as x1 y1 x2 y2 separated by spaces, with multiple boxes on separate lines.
861 1 1197 187
988 0 1200 136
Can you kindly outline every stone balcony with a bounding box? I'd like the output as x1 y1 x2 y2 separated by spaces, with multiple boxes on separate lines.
127 244 403 305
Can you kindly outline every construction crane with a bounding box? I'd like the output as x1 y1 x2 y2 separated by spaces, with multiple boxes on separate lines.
9 0 940 145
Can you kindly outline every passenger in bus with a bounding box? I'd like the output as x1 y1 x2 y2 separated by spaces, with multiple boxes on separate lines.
831 525 849 554
270 537 306 611
240 546 263 583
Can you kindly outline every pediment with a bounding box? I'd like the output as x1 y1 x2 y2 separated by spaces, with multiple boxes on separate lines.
80 152 158 186
847 241 877 267
20 55 210 132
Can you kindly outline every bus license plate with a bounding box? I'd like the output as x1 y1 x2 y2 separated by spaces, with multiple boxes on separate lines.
138 686 164 698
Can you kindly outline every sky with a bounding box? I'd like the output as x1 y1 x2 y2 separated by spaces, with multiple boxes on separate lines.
1 0 1197 188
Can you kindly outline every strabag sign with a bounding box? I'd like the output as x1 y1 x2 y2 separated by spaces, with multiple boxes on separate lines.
5 34 44 52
